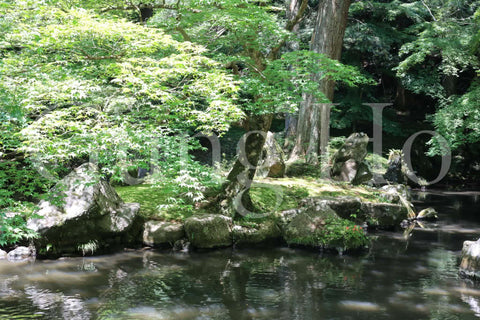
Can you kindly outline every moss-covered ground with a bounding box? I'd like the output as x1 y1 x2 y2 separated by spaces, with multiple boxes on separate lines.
115 184 198 222
115 177 393 222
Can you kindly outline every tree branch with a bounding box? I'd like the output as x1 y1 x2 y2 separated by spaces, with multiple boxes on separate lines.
421 0 437 22
286 0 309 32
268 0 308 60
176 26 192 42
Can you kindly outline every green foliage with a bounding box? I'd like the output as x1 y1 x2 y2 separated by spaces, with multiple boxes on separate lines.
0 203 39 246
1 1 244 197
114 164 221 221
77 240 99 256
149 0 372 115
428 81 480 154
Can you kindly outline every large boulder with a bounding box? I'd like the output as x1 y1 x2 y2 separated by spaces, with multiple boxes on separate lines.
27 163 141 255
143 221 185 247
256 132 286 178
331 133 372 185
232 220 281 246
184 214 233 249
460 239 480 279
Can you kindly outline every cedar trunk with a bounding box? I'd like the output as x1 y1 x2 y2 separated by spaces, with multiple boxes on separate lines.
289 0 351 164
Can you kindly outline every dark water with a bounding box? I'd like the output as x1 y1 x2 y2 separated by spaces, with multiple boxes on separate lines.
1 191 480 320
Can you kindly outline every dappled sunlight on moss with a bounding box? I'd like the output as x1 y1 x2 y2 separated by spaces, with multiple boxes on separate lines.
255 178 391 204
115 184 195 222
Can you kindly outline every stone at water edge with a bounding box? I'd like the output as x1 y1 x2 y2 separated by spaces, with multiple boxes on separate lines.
460 239 480 279
27 163 141 255
283 202 347 249
143 221 185 247
380 184 412 203
232 220 282 246
0 249 7 259
7 246 35 262
184 214 233 249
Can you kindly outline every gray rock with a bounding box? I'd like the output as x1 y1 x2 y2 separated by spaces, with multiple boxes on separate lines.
283 202 340 247
301 196 362 220
360 202 408 228
380 184 411 202
7 246 35 261
232 220 281 245
298 196 407 229
0 249 7 260
275 208 304 228
331 133 372 185
143 221 185 247
460 239 480 279
184 214 233 249
27 163 140 255
256 132 286 178
173 239 191 252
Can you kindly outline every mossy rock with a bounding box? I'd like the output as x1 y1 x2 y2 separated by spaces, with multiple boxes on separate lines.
232 220 282 246
143 221 185 247
283 203 368 250
184 214 233 249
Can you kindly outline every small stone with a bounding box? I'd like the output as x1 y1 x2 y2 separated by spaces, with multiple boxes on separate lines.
0 249 7 259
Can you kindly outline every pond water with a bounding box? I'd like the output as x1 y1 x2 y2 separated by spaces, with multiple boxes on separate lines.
1 190 480 319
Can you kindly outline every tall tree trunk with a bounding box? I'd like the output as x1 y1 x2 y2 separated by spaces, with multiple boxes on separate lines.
284 0 305 151
289 0 351 164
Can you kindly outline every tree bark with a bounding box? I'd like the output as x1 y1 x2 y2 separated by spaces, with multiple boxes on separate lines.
289 0 351 164
284 0 307 151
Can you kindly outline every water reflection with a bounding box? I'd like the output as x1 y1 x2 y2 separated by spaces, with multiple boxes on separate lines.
0 190 479 319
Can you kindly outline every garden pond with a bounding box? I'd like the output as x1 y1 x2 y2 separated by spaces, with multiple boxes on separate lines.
1 190 480 319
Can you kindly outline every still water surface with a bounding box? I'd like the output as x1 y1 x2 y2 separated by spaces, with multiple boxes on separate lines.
1 190 480 319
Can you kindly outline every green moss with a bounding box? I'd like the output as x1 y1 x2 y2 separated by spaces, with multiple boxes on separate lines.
253 177 392 206
115 184 195 221
248 183 309 216
289 217 369 251
285 161 323 177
